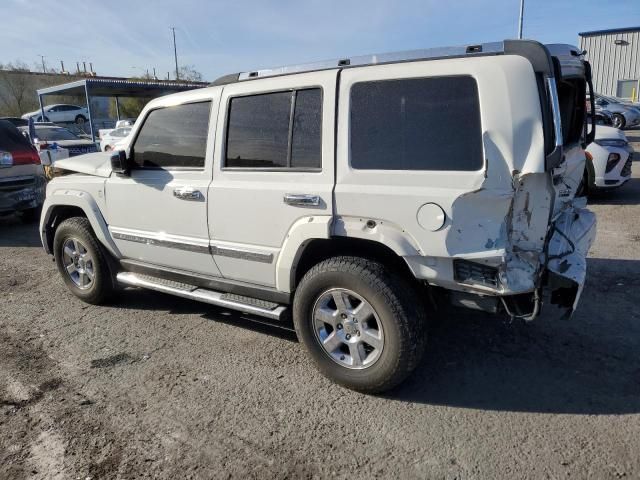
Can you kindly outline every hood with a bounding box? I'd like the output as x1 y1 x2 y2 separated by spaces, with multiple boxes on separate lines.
595 125 627 141
21 111 39 119
54 151 113 177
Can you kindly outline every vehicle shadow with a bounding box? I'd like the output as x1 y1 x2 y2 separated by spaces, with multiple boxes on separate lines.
588 177 640 206
112 287 298 343
0 215 42 247
391 257 640 415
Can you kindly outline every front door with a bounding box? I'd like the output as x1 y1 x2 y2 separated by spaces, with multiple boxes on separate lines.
105 97 221 277
208 71 337 287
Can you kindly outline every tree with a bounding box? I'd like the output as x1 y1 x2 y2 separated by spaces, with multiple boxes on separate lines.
178 65 204 82
0 61 37 116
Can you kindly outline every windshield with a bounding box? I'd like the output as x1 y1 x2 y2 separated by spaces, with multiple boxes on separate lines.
36 127 80 141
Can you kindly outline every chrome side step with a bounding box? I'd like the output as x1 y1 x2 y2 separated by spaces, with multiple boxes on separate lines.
116 272 288 321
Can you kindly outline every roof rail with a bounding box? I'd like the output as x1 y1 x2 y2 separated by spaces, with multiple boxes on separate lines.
210 41 505 86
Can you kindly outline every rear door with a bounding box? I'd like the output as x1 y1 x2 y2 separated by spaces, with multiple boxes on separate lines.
208 71 336 287
105 95 222 276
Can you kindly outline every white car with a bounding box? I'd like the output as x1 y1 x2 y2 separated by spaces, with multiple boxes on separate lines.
583 125 633 193
22 104 89 125
100 127 132 151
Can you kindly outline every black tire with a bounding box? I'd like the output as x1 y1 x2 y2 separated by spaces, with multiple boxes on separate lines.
612 113 626 129
19 206 41 223
37 116 50 122
75 115 87 125
293 256 426 393
53 217 114 305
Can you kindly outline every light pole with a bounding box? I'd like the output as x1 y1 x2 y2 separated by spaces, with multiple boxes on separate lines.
170 27 179 80
518 0 525 39
38 55 46 73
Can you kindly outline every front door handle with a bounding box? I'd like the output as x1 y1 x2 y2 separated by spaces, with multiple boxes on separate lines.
173 187 203 201
283 193 321 207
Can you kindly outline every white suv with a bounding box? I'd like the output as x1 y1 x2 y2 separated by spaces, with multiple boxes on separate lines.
39 40 597 392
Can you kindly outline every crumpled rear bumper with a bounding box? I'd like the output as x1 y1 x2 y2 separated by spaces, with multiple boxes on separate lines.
542 199 597 318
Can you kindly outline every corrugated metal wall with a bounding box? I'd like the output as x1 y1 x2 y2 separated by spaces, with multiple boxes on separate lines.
579 29 640 97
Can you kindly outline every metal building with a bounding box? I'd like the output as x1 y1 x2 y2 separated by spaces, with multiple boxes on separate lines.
579 26 640 100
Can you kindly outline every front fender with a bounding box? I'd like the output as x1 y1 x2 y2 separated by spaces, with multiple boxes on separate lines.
40 188 122 259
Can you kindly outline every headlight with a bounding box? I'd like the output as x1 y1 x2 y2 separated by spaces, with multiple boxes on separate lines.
594 139 628 148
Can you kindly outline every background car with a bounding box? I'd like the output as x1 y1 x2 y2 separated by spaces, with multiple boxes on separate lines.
19 124 99 157
0 117 30 127
21 104 89 125
115 118 137 128
0 120 46 221
100 126 132 151
591 94 640 129
582 125 633 195
587 108 613 126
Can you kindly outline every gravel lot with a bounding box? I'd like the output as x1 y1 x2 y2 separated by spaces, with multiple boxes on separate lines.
1 132 639 479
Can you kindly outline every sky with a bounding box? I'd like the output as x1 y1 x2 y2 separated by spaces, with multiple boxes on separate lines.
2 0 639 81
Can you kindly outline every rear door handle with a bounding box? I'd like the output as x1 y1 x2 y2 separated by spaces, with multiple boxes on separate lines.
173 187 203 201
283 193 321 207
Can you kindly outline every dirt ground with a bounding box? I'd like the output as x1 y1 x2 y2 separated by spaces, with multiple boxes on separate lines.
1 132 639 479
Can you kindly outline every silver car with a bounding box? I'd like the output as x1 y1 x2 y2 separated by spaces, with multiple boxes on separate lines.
592 94 640 129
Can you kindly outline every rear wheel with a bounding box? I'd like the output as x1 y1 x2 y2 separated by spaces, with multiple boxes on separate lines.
53 217 114 305
293 256 426 393
75 115 87 125
612 113 626 129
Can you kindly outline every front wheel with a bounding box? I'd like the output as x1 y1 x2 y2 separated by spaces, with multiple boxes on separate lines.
75 115 87 125
53 217 114 305
612 113 626 129
293 256 426 393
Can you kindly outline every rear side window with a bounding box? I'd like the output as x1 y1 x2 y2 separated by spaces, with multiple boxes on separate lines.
131 101 211 169
350 76 483 171
225 88 322 169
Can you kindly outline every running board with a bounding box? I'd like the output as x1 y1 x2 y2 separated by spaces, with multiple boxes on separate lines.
116 272 288 321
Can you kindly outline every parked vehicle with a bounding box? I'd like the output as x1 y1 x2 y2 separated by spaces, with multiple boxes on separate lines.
590 94 640 129
115 118 136 128
19 124 98 157
22 104 89 125
582 125 633 194
0 117 29 127
0 120 46 221
40 40 596 392
587 109 613 126
100 127 132 151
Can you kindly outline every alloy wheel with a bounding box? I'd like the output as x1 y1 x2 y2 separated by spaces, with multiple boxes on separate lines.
62 238 95 290
312 288 384 369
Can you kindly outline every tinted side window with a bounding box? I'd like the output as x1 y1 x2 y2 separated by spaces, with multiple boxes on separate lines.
226 88 322 169
131 101 211 169
226 92 291 168
291 89 322 168
350 77 483 171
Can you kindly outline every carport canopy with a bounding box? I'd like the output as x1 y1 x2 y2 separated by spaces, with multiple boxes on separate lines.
36 77 207 142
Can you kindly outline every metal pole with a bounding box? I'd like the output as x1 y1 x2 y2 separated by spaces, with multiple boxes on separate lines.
170 27 179 80
84 82 95 143
115 97 121 121
39 55 46 73
38 94 45 123
518 0 524 39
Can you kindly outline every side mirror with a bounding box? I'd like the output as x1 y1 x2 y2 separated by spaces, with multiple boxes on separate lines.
110 150 129 176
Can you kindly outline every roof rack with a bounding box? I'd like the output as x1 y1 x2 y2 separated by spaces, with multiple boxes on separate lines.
210 41 505 86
